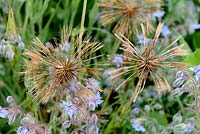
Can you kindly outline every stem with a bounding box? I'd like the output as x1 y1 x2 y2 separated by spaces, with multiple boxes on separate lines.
112 38 121 55
101 86 114 110
79 0 87 42
177 97 184 109
23 15 29 36
115 84 140 127
115 95 135 127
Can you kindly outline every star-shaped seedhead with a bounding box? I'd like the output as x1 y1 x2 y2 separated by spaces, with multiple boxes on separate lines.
24 29 103 104
108 23 188 102
99 0 162 36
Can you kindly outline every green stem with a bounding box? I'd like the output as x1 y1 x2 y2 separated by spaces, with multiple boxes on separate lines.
77 0 87 66
115 94 135 127
101 87 113 110
23 15 29 36
79 0 87 42
177 97 184 109
114 84 140 127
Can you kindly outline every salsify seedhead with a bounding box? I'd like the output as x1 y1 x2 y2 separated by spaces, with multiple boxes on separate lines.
24 28 103 104
98 0 162 36
109 23 188 103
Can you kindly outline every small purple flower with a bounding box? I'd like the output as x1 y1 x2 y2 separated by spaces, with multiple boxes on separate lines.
149 91 156 97
112 54 123 68
175 71 185 79
0 106 9 118
190 64 200 81
131 119 146 133
87 92 103 111
137 34 152 45
18 42 25 50
190 64 200 72
61 100 78 119
171 87 184 97
195 71 200 81
16 126 29 134
7 34 16 43
68 81 81 94
0 39 6 46
173 77 185 87
62 120 71 129
60 41 70 53
86 78 100 91
5 49 15 61
133 103 140 108
161 25 171 37
184 122 194 133
152 11 165 19
7 96 14 103
0 40 6 55
188 23 200 34
15 35 22 42
45 42 52 48
88 114 99 134
191 24 200 30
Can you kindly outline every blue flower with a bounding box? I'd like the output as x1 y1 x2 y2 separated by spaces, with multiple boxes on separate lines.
87 92 103 111
131 119 146 133
184 122 194 133
137 34 152 45
191 24 200 30
6 50 14 60
0 106 9 118
16 126 29 134
190 64 200 72
161 25 171 37
61 100 78 119
112 54 123 68
152 11 165 19
18 42 25 50
190 64 200 81
86 78 101 91
133 103 141 108
59 41 70 53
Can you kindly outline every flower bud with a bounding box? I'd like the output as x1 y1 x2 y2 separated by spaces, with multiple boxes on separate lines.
0 107 9 118
18 42 25 50
175 71 185 79
88 102 95 111
144 105 151 112
62 120 71 129
173 78 185 87
19 113 36 125
174 123 187 132
72 131 78 134
73 98 80 104
173 114 182 125
171 88 184 97
90 114 98 125
6 96 14 103
153 103 163 110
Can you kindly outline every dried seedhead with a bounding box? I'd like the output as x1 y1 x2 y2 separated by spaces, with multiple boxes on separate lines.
109 23 188 102
99 0 162 36
24 28 103 104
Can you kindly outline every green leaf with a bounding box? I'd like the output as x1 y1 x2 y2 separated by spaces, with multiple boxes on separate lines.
184 48 200 65
149 112 168 126
88 0 98 28
192 32 200 49
176 32 192 53
6 9 17 35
